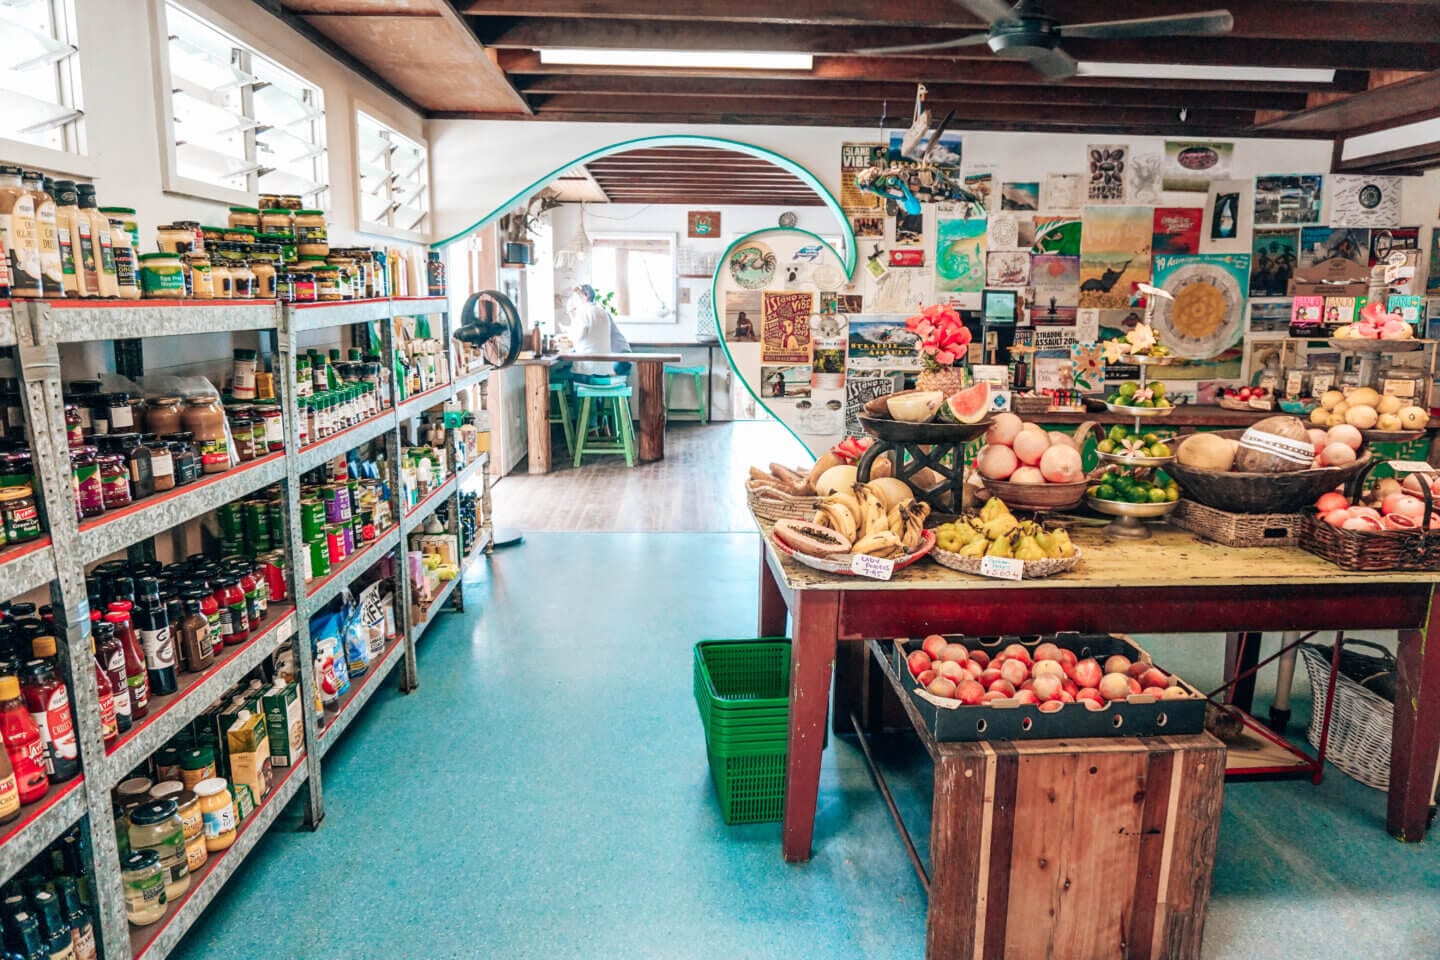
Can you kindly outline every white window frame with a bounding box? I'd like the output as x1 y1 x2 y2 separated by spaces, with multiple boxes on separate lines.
152 0 327 208
589 231 679 325
354 107 428 243
0 0 93 176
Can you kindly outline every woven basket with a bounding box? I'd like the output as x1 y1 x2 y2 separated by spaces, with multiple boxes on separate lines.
1168 430 1372 514
746 485 816 523
1012 394 1053 415
1299 460 1440 571
1300 640 1394 790
930 544 1081 579
1171 499 1301 548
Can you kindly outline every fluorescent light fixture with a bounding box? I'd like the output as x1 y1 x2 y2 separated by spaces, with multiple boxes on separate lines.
1077 61 1334 84
538 49 813 70
1342 117 1440 160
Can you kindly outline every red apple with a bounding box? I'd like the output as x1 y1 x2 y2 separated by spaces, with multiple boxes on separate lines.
1140 667 1169 690
956 680 986 705
999 659 1029 687
921 635 948 659
907 651 933 677
936 660 966 682
1105 655 1132 675
1033 641 1063 662
1032 674 1062 701
969 650 990 670
1073 658 1103 688
1014 689 1040 706
940 642 970 663
1001 643 1032 667
987 679 1015 697
926 677 957 698
1098 673 1131 701
917 669 936 686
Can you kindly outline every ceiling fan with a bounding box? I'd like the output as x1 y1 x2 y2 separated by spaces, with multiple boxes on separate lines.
857 0 1233 80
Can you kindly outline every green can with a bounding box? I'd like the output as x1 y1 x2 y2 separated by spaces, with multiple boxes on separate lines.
220 536 247 558
267 497 285 546
217 501 243 538
243 499 269 550
300 497 325 542
306 538 329 580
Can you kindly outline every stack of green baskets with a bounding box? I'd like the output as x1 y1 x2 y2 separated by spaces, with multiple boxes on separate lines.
693 638 790 825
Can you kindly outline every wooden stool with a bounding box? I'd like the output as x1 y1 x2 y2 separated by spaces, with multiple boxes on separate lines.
664 365 708 423
573 383 636 468
548 381 575 456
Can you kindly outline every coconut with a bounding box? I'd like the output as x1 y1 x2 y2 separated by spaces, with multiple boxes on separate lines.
1234 416 1314 474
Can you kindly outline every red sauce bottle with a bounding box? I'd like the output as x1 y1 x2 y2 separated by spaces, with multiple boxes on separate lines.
214 576 248 646
104 607 148 720
0 674 52 803
22 638 79 782
91 637 117 746
94 620 132 733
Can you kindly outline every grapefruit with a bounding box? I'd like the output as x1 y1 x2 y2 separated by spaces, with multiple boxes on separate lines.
985 411 1023 447
940 382 991 424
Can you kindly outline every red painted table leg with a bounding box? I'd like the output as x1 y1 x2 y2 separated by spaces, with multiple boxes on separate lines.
1388 589 1440 841
758 542 788 637
782 591 839 862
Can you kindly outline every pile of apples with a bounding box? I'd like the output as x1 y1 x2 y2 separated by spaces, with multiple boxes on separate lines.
905 635 1194 713
1316 473 1436 532
975 412 1085 485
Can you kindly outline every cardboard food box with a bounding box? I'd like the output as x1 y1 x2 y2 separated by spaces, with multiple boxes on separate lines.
1288 258 1370 298
225 709 273 805
262 682 304 769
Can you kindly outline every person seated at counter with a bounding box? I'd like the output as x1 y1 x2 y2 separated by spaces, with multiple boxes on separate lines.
558 284 631 383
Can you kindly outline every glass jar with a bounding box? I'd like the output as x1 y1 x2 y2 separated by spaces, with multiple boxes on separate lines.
279 194 303 211
291 271 316 302
62 403 84 447
230 260 255 299
0 451 32 488
313 265 342 301
127 799 189 902
98 454 131 509
275 271 295 303
195 778 236 852
154 745 182 782
296 397 310 446
1309 362 1338 398
162 433 199 485
1283 365 1309 402
182 395 229 473
72 447 103 519
111 433 153 499
293 209 328 257
173 789 206 871
145 396 182 436
256 403 284 452
1380 363 1427 407
146 439 174 492
156 224 196 255
261 232 296 263
179 745 214 790
183 253 213 300
250 258 276 299
121 850 167 926
0 485 40 545
227 207 260 230
105 392 138 433
100 206 139 247
232 349 258 401
295 355 312 397
138 253 185 299
210 259 232 300
228 411 255 462
257 193 281 212
259 209 292 234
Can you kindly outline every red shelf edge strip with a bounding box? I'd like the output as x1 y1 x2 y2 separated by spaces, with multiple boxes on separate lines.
78 451 285 535
0 776 84 850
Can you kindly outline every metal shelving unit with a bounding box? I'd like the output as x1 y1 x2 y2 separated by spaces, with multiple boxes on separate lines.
0 292 493 960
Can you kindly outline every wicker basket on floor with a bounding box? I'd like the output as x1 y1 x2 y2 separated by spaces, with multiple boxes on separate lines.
1171 499 1302 548
1299 639 1395 790
746 484 816 522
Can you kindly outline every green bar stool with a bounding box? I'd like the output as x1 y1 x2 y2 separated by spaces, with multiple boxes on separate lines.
664 365 709 423
548 380 575 456
573 383 636 468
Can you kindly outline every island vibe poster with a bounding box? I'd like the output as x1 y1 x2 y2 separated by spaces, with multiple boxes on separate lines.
760 291 815 364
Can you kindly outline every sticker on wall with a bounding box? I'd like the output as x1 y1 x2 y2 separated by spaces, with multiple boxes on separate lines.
760 290 814 364
894 210 924 246
695 289 716 339
761 364 812 399
1200 179 1253 254
986 251 1031 287
845 376 896 435
852 215 884 238
962 172 994 214
687 210 721 238
1299 227 1369 270
728 241 776 289
1032 217 1083 256
1254 174 1323 226
1039 173 1084 213
1086 144 1128 204
1128 152 1162 205
1330 175 1401 228
1031 254 1080 325
1368 227 1419 266
811 343 846 389
1161 140 1234 193
1152 207 1203 257
781 263 816 289
1001 182 1039 211
840 143 887 217
1250 229 1299 297
1151 253 1251 369
847 316 921 371
1079 206 1152 309
987 214 1035 251
724 290 760 341
935 218 987 293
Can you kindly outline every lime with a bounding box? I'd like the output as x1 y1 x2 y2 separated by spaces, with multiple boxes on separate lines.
1149 443 1171 458
1108 425 1128 443
1086 485 1100 497
1165 486 1180 502
1097 484 1115 501
1097 438 1115 453
1137 398 1154 407
1142 432 1159 445
1156 398 1172 408
1150 383 1167 399
1119 381 1139 397
1149 488 1169 504
1127 488 1150 503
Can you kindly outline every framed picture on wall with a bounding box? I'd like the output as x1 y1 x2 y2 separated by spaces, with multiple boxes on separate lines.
687 211 721 238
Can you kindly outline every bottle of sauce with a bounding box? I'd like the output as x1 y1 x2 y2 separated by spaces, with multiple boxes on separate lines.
91 636 117 746
213 576 247 647
50 179 83 297
25 172 64 299
75 185 117 297
56 878 97 960
0 164 42 298
0 731 19 823
94 620 131 733
32 889 74 960
20 646 79 783
0 674 50 803
8 909 46 960
133 578 176 696
104 608 148 720
110 219 140 300
178 592 213 674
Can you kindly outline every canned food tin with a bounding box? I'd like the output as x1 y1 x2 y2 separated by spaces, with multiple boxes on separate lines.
340 522 354 555
261 551 287 602
322 484 350 523
306 539 329 580
300 497 325 542
326 524 346 564
217 502 242 538
267 496 285 541
220 536 246 558
243 499 269 550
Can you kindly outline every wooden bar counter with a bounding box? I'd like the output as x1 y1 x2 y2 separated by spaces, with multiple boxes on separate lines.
754 518 1440 863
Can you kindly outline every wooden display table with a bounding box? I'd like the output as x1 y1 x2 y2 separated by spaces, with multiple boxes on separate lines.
518 352 682 473
754 517 1440 862
865 640 1225 960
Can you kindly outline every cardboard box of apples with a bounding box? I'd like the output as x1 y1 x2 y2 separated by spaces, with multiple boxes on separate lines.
890 632 1206 742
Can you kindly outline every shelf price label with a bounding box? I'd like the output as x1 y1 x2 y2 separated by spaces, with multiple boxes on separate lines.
1388 460 1437 475
850 553 896 580
978 556 1025 581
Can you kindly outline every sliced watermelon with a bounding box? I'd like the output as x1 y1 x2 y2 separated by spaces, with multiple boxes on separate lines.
941 382 991 424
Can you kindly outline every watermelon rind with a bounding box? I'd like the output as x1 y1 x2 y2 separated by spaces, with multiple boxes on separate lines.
941 383 991 424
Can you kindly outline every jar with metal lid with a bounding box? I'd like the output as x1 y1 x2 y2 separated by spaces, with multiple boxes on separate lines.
99 453 131 508
194 777 236 851
180 745 215 789
0 485 39 545
250 258 276 299
116 776 153 811
154 744 182 782
295 355 312 397
145 396 183 436
146 439 174 492
313 265 343 301
100 206 139 247
275 271 295 302
291 271 316 302
279 194 303 211
138 253 185 299
105 392 139 433
0 450 32 488
261 232 296 263
200 225 226 246
111 432 153 499
227 411 255 462
172 789 206 871
177 220 204 253
162 433 198 485
259 209 292 234
128 799 189 901
122 850 167 926
182 253 213 300
293 209 328 257
230 259 255 299
148 780 183 802
1380 363 1427 407
258 193 281 211
227 207 260 230
72 447 103 518
256 403 284 452
156 224 196 255
1283 365 1310 402
62 404 84 447
209 257 232 299
232 349 258 401
181 394 229 473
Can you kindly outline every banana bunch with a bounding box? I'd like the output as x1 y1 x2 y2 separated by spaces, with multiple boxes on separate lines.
814 482 931 559
933 497 1076 561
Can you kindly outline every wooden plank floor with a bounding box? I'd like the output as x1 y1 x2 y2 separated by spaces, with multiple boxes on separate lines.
491 421 811 532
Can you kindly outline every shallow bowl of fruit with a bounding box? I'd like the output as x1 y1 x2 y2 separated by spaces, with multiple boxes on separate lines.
929 500 1081 579
1328 336 1423 353
1085 494 1180 519
858 383 994 443
1103 380 1175 417
1093 425 1175 468
768 481 937 575
1168 422 1373 514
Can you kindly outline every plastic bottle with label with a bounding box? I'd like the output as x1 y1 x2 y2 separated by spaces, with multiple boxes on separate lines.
51 181 86 297
20 644 79 783
0 165 41 297
91 637 118 746
25 172 64 298
94 620 132 732
0 733 19 822
133 578 177 696
75 184 118 297
0 674 48 803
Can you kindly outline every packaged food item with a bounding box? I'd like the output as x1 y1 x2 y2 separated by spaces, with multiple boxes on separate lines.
121 850 167 926
262 682 303 769
127 799 189 902
224 710 271 807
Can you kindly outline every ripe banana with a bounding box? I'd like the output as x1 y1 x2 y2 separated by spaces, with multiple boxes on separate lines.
900 502 924 553
826 487 863 523
886 505 904 540
852 530 904 558
854 483 889 538
814 502 858 541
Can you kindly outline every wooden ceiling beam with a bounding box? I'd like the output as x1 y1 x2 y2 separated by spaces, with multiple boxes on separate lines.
510 74 1309 111
495 50 1368 92
462 0 1440 43
1258 68 1440 133
471 19 1440 70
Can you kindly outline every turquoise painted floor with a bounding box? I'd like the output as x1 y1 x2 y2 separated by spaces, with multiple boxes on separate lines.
173 533 1440 960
